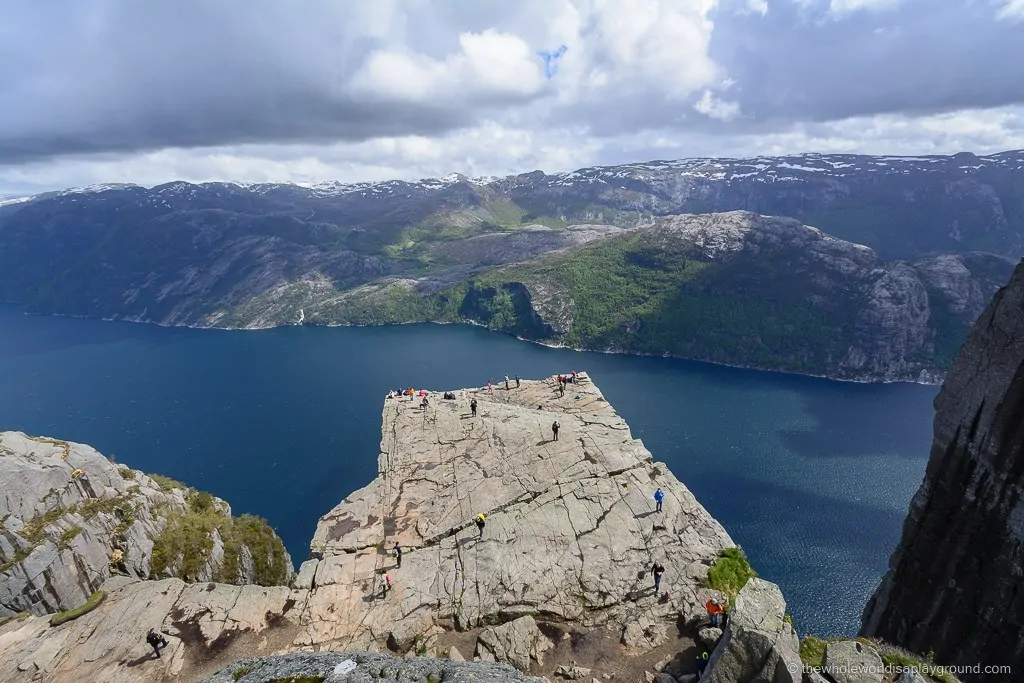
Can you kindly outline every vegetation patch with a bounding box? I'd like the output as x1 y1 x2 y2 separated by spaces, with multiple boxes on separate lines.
117 466 136 480
154 491 289 585
21 506 75 543
0 610 31 628
0 547 34 573
59 525 83 548
150 473 187 492
875 641 961 683
799 636 828 668
704 547 756 607
49 590 106 626
231 664 253 681
266 677 325 683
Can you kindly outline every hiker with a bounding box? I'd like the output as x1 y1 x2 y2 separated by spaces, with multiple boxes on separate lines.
475 513 486 537
393 542 402 568
409 389 416 402
470 398 478 417
146 628 168 659
559 382 565 397
487 380 494 395
552 420 560 441
380 572 393 598
706 597 724 627
695 650 709 674
557 374 563 385
572 370 578 383
421 396 429 409
654 487 665 513
515 375 521 388
505 375 510 390
652 561 665 593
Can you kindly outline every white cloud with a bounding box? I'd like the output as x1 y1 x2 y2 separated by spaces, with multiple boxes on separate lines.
997 0 1024 20
746 0 770 14
693 90 743 120
349 29 546 104
828 0 903 14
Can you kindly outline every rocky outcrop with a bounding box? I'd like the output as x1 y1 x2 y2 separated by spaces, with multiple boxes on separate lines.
303 374 733 649
0 374 771 682
701 578 802 683
861 258 1024 677
198 651 548 683
821 640 883 683
0 432 293 616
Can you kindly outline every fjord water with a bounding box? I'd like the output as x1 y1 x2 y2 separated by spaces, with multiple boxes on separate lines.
0 305 936 637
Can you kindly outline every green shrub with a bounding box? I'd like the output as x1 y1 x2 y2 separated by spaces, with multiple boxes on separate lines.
117 466 136 480
799 636 827 668
49 590 106 626
232 665 252 680
704 547 756 607
188 490 216 514
150 474 186 492
0 610 31 628
59 525 83 548
21 506 73 543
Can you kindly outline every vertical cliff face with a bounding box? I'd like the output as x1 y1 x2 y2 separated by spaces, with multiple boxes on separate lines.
861 258 1024 673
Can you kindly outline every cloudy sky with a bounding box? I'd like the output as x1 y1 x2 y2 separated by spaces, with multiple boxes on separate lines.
2 0 1024 195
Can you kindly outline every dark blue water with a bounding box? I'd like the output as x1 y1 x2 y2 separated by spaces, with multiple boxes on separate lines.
0 305 937 637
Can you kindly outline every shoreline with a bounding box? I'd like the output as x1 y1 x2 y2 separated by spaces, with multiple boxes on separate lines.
10 305 944 387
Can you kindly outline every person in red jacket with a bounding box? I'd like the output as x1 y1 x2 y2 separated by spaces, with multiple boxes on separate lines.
706 597 724 627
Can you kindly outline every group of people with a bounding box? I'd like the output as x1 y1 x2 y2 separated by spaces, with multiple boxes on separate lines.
555 371 580 396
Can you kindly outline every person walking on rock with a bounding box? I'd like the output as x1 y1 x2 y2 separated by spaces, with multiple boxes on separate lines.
470 398 478 417
393 542 402 568
706 597 724 627
475 513 486 537
559 381 565 397
652 561 665 594
515 375 521 388
552 420 560 441
380 572 393 598
654 487 664 513
146 629 168 659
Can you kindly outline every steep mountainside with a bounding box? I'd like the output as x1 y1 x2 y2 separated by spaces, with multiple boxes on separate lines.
1 151 1022 380
861 258 1024 678
0 432 292 617
235 213 1014 382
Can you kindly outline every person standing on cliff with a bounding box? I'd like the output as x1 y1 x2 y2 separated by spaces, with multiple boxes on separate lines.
654 487 664 513
146 629 168 659
706 597 723 627
380 572 393 598
552 420 560 441
505 375 511 390
652 562 665 593
470 398 478 417
393 542 402 568
475 513 486 537
515 375 521 388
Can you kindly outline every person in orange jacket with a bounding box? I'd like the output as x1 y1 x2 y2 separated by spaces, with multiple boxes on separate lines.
706 597 724 627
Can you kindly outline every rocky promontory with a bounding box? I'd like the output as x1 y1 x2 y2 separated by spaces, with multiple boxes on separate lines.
861 257 1024 678
2 374 789 683
0 432 292 618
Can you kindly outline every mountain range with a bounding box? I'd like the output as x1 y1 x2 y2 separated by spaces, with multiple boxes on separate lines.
1 150 1022 381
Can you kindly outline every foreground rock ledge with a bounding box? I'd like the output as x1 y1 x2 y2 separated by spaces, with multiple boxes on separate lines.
0 374 735 682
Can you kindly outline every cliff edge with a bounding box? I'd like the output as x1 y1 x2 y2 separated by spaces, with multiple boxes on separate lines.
0 432 292 617
861 258 1024 676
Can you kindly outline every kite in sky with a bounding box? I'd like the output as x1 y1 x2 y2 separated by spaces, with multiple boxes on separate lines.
538 45 568 79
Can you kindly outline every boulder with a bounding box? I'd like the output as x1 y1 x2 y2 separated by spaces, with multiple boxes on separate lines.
448 646 465 661
822 640 883 683
621 617 668 649
654 674 675 683
697 626 722 649
476 616 553 672
895 670 928 683
701 578 802 683
555 665 592 679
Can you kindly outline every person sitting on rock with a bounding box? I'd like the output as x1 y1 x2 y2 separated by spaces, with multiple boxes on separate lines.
146 629 168 659
475 513 486 537
706 597 724 627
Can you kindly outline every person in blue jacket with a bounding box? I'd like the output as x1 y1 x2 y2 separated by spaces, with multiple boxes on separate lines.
654 487 665 513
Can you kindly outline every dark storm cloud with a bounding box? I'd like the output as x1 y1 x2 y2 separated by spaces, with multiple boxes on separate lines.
1 0 1023 167
710 0 1024 123
0 0 535 164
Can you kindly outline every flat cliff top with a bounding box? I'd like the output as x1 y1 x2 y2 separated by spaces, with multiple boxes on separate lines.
0 373 735 682
302 373 733 646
